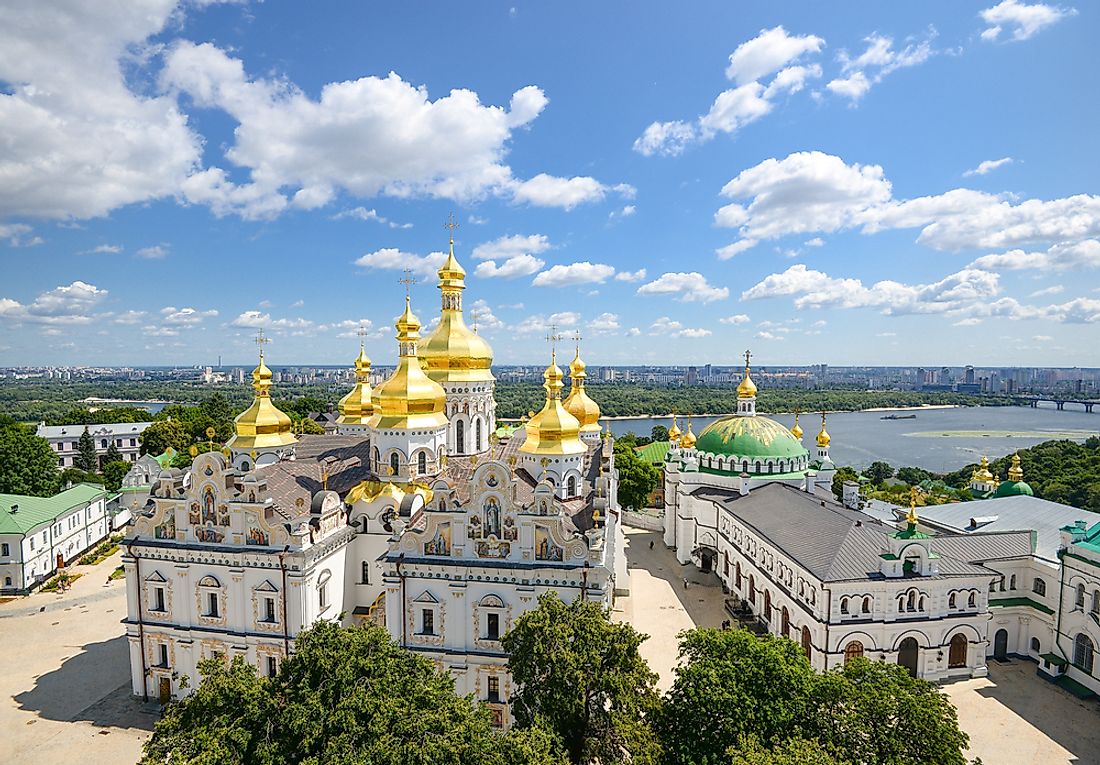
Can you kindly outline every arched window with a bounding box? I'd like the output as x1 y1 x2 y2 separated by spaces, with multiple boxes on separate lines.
967 592 976 608
748 575 756 605
1033 578 1047 597
1009 574 1017 590
241 460 250 472
918 595 926 611
1076 583 1086 608
844 641 864 664
948 634 968 668
567 475 577 497
801 626 812 659
736 562 742 590
476 418 483 452
949 592 956 609
372 447 379 469
764 590 772 622
840 598 849 615
390 452 400 476
781 607 790 638
456 420 465 454
1073 633 1095 674
1030 637 1040 653
907 591 916 612
999 576 1006 592
1092 591 1100 615
897 596 904 613
417 451 427 475
862 596 871 614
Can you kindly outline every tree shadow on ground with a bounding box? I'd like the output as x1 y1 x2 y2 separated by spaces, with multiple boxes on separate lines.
15 634 157 731
972 660 1096 764
623 528 728 628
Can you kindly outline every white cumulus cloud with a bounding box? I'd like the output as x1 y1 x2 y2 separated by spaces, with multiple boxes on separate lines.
979 0 1076 42
963 157 1014 177
532 262 616 288
637 272 729 303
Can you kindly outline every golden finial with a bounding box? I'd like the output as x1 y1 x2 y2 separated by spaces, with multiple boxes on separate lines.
205 426 216 441
357 322 368 349
744 348 752 370
907 486 919 526
399 269 416 297
545 324 561 361
539 456 550 481
444 211 459 248
322 467 329 490
440 452 449 469
470 454 478 466
188 445 198 457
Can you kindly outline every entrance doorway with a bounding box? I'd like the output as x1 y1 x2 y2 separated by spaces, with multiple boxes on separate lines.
994 629 1008 660
158 676 171 704
699 549 715 574
898 637 919 677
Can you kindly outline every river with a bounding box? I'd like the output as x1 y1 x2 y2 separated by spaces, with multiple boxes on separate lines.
606 405 1100 472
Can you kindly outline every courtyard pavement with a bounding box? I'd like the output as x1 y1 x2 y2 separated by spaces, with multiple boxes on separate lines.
0 550 155 765
617 525 1100 765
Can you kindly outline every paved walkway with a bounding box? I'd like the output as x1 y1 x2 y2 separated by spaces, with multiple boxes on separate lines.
0 550 155 765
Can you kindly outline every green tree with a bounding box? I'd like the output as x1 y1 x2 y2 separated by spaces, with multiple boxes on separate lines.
292 415 325 435
102 460 131 492
140 420 191 457
651 425 669 443
199 392 235 441
659 629 815 765
731 737 851 765
613 440 660 511
863 461 894 485
0 421 61 496
104 441 122 464
504 592 662 765
896 466 933 486
143 621 564 765
76 426 98 471
831 466 858 501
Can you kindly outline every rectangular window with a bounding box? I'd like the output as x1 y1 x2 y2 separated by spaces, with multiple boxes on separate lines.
487 675 500 703
1 543 8 556
153 586 165 612
267 656 278 678
30 537 35 551
207 592 219 617
487 612 500 641
159 644 169 668
361 561 370 584
264 596 276 623
130 438 136 447
421 609 434 635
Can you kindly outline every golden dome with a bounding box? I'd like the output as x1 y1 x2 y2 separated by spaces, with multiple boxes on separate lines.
790 412 804 440
419 239 495 383
228 351 297 451
668 414 682 444
337 344 375 425
519 351 587 456
681 416 697 449
1008 452 1024 482
975 456 995 483
563 343 602 433
369 297 448 430
815 412 831 448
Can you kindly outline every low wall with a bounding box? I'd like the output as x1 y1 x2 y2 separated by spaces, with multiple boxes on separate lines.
622 510 664 531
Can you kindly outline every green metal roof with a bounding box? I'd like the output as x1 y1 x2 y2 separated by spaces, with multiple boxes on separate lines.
989 596 1055 615
635 440 671 465
153 448 177 469
0 484 108 535
694 415 808 463
994 480 1034 498
1040 652 1068 667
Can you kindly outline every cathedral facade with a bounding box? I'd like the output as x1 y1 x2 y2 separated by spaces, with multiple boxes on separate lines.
123 236 625 720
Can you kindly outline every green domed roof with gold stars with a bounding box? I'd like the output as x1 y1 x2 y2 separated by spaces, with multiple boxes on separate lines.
694 415 810 462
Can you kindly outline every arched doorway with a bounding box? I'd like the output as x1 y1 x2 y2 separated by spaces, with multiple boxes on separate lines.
456 420 465 454
699 549 715 574
781 607 790 638
948 634 968 668
898 637 919 677
993 629 1008 660
801 626 812 660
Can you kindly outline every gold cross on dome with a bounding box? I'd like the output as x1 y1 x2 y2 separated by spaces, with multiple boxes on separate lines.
744 349 752 367
443 211 460 243
399 269 416 297
545 324 561 354
573 330 582 352
254 329 270 358
357 323 369 343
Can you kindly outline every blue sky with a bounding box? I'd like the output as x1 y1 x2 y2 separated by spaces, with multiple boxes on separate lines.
1 0 1097 368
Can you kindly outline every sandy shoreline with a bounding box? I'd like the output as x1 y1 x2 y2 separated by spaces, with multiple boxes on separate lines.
498 404 968 424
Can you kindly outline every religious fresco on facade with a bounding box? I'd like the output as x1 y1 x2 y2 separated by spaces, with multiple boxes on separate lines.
502 515 518 541
424 522 451 556
476 538 510 559
202 487 217 524
218 505 231 528
154 512 176 540
484 498 502 538
468 515 482 539
195 525 225 543
188 502 201 527
535 525 563 561
246 513 269 545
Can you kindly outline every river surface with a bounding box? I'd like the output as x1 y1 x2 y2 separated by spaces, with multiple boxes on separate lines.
607 405 1100 472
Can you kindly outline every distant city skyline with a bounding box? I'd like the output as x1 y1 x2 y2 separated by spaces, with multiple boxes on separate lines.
1 2 1098 367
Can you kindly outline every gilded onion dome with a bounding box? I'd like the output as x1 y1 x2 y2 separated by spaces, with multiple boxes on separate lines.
681 415 697 449
563 342 602 433
790 411 804 440
737 358 758 399
519 351 587 456
994 453 1034 497
337 344 375 425
975 456 995 483
668 415 682 444
816 412 831 448
369 297 448 430
228 350 297 451
419 238 495 383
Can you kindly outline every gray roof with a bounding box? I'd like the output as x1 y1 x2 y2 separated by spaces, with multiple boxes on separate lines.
916 495 1100 563
36 422 152 438
931 530 1035 563
695 482 993 583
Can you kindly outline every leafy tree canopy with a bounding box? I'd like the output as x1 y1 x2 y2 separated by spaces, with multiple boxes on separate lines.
0 420 60 496
76 426 98 471
102 460 131 492
863 461 895 485
613 440 660 511
140 419 191 457
504 592 662 765
142 621 565 765
831 466 858 501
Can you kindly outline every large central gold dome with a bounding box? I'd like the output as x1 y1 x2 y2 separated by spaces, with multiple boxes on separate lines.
369 297 448 430
419 243 494 383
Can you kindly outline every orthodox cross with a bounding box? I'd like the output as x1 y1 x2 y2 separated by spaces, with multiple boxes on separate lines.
399 269 416 297
743 349 752 368
254 328 270 355
545 324 561 356
357 322 368 346
444 211 460 244
573 330 582 353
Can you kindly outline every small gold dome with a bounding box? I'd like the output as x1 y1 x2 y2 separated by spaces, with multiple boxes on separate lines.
975 456 995 483
563 344 602 433
419 241 495 383
1008 452 1024 482
520 352 586 456
369 297 448 430
737 373 758 399
681 416 697 449
228 351 297 452
337 345 375 425
668 415 682 443
815 412 831 448
790 412 804 440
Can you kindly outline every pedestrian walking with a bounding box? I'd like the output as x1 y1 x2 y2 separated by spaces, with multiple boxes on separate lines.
683 577 689 589
649 540 654 550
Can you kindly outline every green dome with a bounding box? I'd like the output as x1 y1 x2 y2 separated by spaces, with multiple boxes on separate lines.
993 480 1034 498
694 415 809 463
